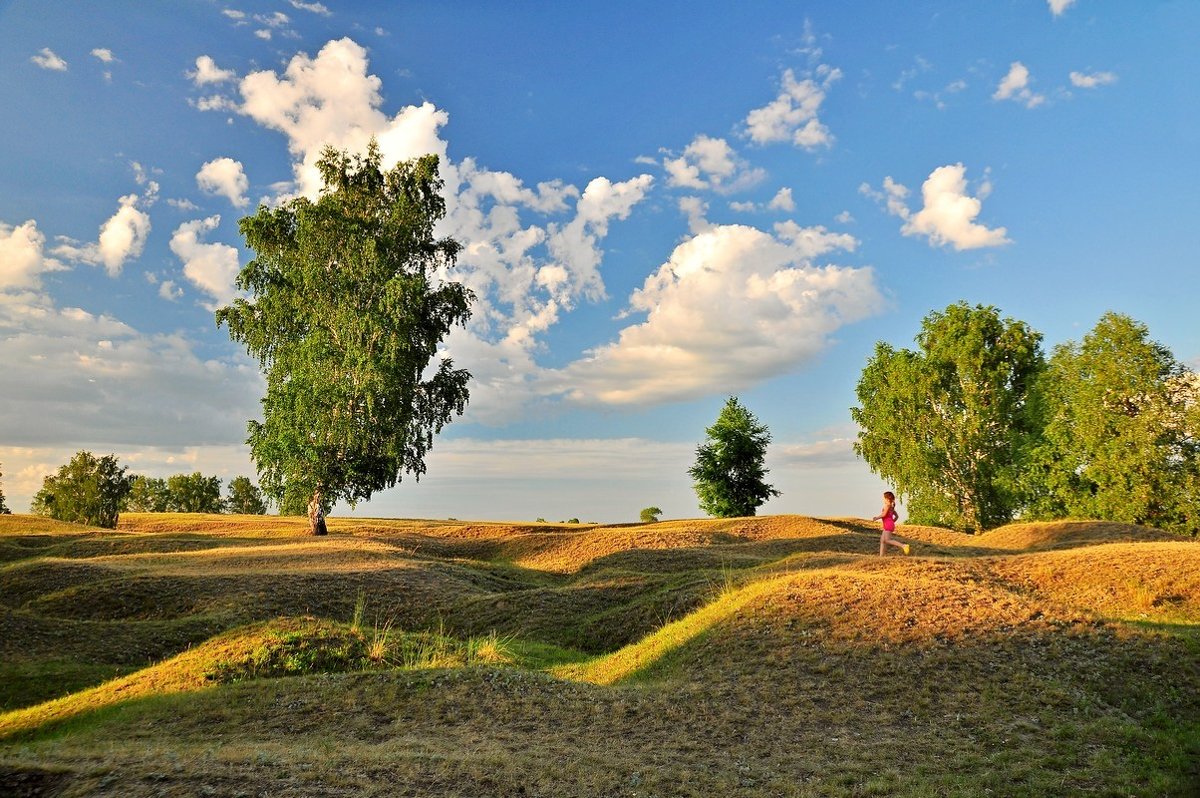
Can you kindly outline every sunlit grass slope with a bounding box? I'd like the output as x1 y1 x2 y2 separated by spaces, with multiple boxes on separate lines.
1 512 1197 797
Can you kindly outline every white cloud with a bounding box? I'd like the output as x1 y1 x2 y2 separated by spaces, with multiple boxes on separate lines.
168 197 200 211
1069 70 1117 89
1048 0 1077 16
196 157 250 208
158 280 183 301
289 0 331 15
222 9 247 22
774 437 860 468
768 187 795 212
52 194 152 276
545 223 882 406
993 62 1045 109
0 220 67 291
190 55 236 86
679 196 712 234
194 37 658 424
0 300 261 452
91 48 116 63
870 164 1010 251
255 12 290 27
226 38 451 198
663 135 764 194
169 216 242 309
743 67 839 150
544 174 655 304
31 47 67 71
254 29 273 41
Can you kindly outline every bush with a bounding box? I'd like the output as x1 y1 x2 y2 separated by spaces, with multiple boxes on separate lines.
640 506 663 523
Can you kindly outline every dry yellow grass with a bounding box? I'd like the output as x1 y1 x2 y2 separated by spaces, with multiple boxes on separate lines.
1 511 1197 796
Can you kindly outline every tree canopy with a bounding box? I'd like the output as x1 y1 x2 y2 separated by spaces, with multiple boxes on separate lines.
225 476 268 515
216 142 473 534
853 302 1044 532
166 472 224 514
689 397 780 518
32 451 132 528
1024 312 1199 534
125 476 171 512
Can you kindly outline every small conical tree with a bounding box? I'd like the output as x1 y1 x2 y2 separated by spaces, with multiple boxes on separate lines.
689 397 780 518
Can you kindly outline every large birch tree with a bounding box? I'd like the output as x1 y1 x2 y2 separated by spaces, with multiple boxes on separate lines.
217 142 472 535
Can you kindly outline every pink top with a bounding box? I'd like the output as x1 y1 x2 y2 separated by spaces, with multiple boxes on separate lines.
881 507 897 532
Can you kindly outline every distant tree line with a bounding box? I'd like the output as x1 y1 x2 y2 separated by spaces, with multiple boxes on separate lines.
31 452 268 528
854 303 1200 535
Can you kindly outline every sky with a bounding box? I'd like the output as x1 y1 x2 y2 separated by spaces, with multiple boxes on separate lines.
2 1 1198 523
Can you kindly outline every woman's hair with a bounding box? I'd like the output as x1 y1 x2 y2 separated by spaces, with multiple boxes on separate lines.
883 490 895 502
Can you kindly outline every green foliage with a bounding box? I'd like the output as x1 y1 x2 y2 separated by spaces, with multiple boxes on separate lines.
216 141 472 532
225 475 268 515
125 476 171 513
0 462 10 514
853 302 1044 532
31 451 132 528
204 625 371 683
165 472 223 514
689 397 780 518
640 506 663 523
1023 312 1200 534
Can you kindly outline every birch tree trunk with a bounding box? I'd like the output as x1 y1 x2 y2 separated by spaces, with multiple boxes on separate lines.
307 490 328 536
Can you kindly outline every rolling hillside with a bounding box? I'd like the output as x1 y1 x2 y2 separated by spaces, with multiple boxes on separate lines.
1 513 1197 797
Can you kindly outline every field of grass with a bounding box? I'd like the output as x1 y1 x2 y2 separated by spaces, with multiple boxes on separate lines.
1 512 1197 797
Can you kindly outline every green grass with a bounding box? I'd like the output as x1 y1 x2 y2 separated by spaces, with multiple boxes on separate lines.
0 511 1198 796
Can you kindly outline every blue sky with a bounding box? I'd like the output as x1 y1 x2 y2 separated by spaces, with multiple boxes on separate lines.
2 1 1198 522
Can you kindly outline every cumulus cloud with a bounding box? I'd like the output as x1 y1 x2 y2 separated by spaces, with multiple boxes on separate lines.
545 223 882 406
545 174 655 303
190 55 236 85
189 37 662 422
743 66 840 150
196 157 250 208
169 216 242 309
159 280 183 301
663 135 764 194
0 220 68 292
31 47 67 71
52 194 152 276
768 187 796 212
1070 70 1117 89
91 48 115 63
867 164 1010 251
993 62 1045 108
213 38 452 197
1048 0 1077 15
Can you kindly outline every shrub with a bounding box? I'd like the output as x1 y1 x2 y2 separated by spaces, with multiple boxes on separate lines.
640 506 663 523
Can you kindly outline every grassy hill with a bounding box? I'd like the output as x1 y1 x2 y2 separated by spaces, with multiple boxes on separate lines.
1 512 1197 796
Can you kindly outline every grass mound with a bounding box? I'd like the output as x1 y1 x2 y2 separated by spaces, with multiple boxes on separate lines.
0 616 516 742
1 512 1197 797
980 519 1182 550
